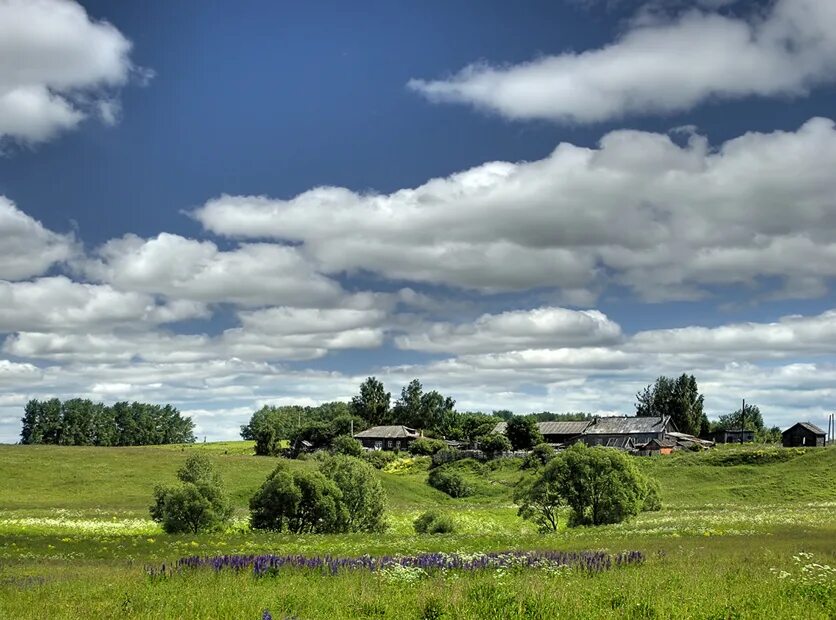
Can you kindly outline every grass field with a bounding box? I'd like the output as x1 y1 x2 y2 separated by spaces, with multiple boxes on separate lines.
0 442 834 618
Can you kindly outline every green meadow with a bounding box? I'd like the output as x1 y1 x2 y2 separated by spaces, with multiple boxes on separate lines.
1 442 834 619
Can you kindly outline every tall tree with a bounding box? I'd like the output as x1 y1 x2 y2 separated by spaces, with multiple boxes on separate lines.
718 403 764 431
635 374 706 435
505 416 544 450
350 377 391 426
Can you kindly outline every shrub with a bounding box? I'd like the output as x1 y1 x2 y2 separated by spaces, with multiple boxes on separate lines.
364 450 397 469
479 433 512 459
409 437 447 456
321 455 387 533
427 466 472 498
249 463 346 533
330 434 364 457
413 510 456 534
515 443 658 528
523 443 556 469
642 478 662 512
149 454 232 534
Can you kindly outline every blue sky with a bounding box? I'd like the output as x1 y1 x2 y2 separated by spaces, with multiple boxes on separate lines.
1 0 836 441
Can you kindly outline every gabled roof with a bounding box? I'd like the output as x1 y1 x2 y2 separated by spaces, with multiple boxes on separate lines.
353 425 419 439
585 415 670 435
783 422 826 436
538 421 591 436
493 420 590 436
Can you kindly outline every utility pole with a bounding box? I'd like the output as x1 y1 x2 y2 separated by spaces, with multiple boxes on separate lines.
350 418 354 437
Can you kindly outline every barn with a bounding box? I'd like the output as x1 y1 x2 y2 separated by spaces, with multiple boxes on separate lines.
712 429 755 444
492 420 591 446
581 415 675 448
782 422 826 448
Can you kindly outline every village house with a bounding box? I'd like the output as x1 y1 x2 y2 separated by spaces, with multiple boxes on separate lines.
782 422 827 448
353 425 420 451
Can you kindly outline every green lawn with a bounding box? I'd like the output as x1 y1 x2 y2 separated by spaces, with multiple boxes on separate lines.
0 442 834 618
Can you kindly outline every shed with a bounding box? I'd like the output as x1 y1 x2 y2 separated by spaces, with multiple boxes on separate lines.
639 437 677 455
353 425 420 451
782 422 826 448
712 429 755 444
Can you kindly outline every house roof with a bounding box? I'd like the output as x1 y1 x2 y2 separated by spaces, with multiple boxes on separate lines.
353 425 419 439
538 421 591 436
585 416 670 435
783 422 826 436
492 420 590 436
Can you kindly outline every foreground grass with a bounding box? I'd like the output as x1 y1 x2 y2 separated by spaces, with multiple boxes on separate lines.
0 442 834 618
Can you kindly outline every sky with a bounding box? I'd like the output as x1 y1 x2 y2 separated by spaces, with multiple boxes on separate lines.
2 0 836 442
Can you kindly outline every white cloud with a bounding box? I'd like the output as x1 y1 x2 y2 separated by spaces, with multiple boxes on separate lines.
83 233 347 307
195 118 836 301
4 305 387 364
0 0 136 143
0 197 76 280
0 276 207 333
397 307 621 354
408 0 836 123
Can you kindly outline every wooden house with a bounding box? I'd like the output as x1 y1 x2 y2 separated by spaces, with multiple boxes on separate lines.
782 422 826 447
637 437 677 456
353 425 420 451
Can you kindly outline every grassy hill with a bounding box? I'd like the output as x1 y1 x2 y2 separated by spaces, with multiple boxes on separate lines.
1 442 834 619
1 441 834 516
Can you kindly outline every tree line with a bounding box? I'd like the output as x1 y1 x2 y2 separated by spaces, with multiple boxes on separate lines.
20 398 195 446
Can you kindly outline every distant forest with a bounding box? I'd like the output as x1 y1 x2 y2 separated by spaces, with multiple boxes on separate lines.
20 399 195 446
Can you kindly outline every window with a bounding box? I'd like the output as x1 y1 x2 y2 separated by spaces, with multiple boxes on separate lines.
374 440 382 450
388 440 393 448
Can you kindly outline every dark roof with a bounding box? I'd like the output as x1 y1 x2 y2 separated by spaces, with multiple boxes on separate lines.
538 421 591 436
716 428 754 434
585 416 670 435
354 425 419 439
783 422 826 436
493 420 590 436
643 438 677 449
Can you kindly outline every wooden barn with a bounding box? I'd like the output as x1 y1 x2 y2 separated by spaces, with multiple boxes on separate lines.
712 429 755 444
581 415 675 449
782 422 826 448
353 425 420 451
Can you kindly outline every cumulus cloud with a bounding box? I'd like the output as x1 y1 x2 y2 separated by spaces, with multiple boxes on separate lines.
195 117 836 301
0 197 76 280
3 305 388 364
397 307 622 354
83 233 347 307
408 0 836 123
0 0 137 143
0 276 207 333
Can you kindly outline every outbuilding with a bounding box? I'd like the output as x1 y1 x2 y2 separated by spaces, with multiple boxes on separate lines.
712 429 755 444
782 422 826 448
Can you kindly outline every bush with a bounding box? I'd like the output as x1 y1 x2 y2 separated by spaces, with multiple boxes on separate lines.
642 478 662 512
479 433 512 459
427 466 472 498
413 510 456 534
322 455 387 533
330 434 364 457
149 454 232 534
515 443 658 528
249 463 346 533
523 443 556 469
364 450 397 469
409 438 447 456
